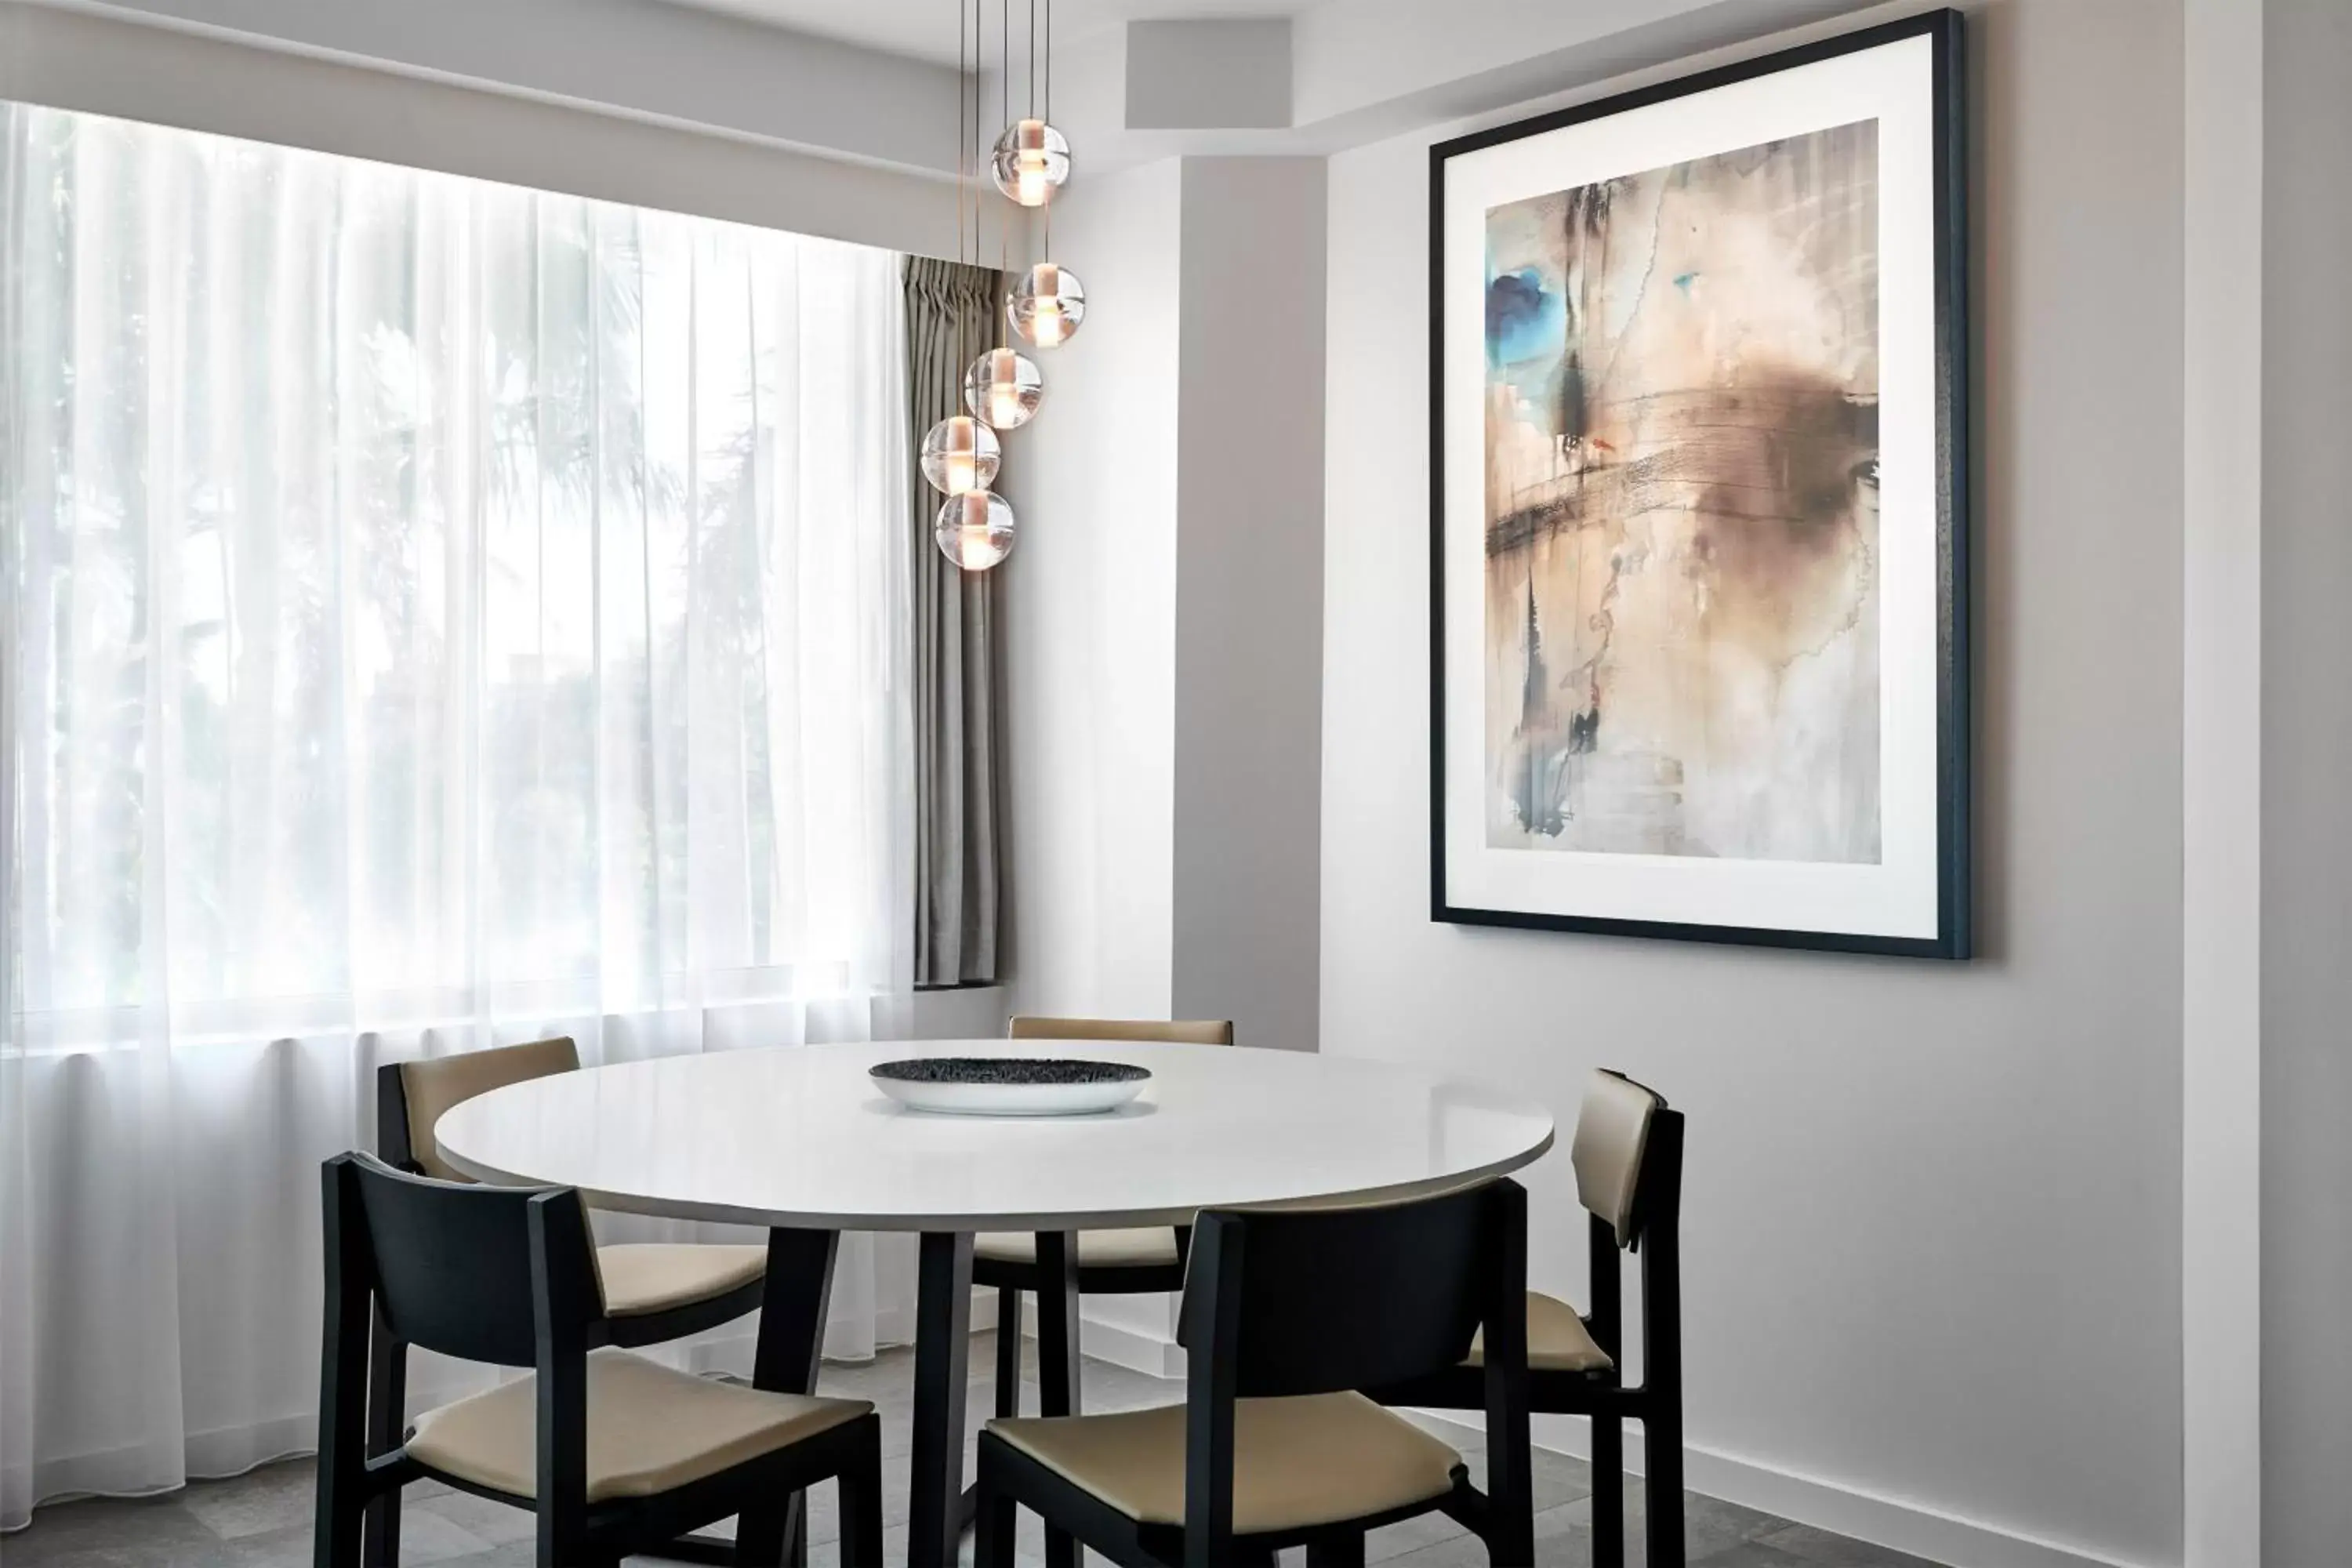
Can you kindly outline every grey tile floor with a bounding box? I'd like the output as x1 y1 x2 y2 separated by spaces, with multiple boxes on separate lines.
0 1333 1946 1568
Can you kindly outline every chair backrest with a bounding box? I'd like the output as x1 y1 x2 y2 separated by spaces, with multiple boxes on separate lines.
322 1152 604 1367
1571 1069 1684 1414
1571 1068 1664 1246
1007 1014 1235 1047
380 1036 581 1180
1177 1180 1522 1399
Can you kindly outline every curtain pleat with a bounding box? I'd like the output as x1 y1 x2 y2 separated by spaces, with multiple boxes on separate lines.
902 256 1007 987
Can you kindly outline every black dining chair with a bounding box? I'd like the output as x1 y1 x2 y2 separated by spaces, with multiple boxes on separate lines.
379 1040 771 1332
974 1179 1534 1568
373 1039 789 1566
971 1017 1234 1424
1369 1069 1686 1568
314 1152 883 1568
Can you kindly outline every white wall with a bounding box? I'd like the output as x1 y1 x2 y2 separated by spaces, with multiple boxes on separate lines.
1319 3 2185 1566
2259 0 2352 1558
1004 160 1185 1025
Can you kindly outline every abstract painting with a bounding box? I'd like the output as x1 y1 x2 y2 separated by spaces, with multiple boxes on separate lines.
1432 13 1968 955
1484 121 1881 862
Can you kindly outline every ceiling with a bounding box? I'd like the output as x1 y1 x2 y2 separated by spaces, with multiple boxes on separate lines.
655 0 1323 67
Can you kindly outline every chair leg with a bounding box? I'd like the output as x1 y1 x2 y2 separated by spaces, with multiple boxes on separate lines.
974 1440 1018 1568
361 1311 405 1568
535 1512 590 1568
840 1417 885 1568
1306 1531 1367 1567
1033 1235 1082 1568
1591 1410 1624 1567
753 1227 839 1568
314 1462 366 1568
314 1196 372 1568
737 1494 789 1567
1644 1408 1686 1568
995 1286 1025 1418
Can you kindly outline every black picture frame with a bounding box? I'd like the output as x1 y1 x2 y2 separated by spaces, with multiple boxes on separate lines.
1428 9 1970 960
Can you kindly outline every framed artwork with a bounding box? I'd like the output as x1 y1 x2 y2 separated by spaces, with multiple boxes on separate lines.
1429 10 1969 958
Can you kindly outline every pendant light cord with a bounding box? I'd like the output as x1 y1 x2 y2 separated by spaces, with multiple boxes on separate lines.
1041 0 1052 262
999 0 1011 347
950 0 960 380
970 0 979 279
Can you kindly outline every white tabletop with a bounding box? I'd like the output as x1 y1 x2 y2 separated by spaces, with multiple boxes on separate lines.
434 1040 1555 1231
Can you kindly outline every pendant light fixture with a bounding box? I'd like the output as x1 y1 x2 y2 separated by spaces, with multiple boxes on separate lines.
924 0 1091 568
989 0 1069 208
919 412 1000 495
1008 260 1085 348
964 345 1043 430
991 120 1070 209
967 0 1059 430
928 0 1019 570
935 488 1018 572
1001 0 1084 350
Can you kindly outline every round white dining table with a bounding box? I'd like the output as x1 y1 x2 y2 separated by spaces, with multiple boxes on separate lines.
435 1039 1555 1568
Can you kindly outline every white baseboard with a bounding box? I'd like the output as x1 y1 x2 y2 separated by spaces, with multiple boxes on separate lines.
1403 1412 2154 1568
1066 1308 1185 1379
993 1294 1188 1380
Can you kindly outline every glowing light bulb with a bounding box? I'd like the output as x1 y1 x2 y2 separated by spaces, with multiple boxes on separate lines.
989 120 1070 209
919 416 1000 495
935 489 1016 570
963 347 1043 430
1007 262 1086 350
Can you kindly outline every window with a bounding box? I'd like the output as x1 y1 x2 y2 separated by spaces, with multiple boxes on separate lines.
2 103 914 1049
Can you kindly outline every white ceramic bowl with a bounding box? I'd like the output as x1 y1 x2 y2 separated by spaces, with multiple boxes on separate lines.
868 1057 1151 1117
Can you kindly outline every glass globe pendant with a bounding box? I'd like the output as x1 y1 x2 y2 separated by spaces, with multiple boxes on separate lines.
964 347 1044 430
1008 262 1087 349
935 489 1016 571
919 415 1000 495
989 119 1071 208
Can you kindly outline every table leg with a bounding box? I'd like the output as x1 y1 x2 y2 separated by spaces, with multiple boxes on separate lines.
908 1231 975 1568
1033 1233 1082 1568
751 1227 840 1568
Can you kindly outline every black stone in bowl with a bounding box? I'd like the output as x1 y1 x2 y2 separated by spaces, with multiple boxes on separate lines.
869 1057 1150 1086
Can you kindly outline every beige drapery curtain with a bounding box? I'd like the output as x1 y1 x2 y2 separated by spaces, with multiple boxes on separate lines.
902 256 1006 985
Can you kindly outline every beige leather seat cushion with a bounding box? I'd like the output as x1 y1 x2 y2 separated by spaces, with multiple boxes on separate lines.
596 1243 768 1317
1465 1290 1613 1374
407 1348 869 1503
972 1227 1181 1269
988 1392 1461 1532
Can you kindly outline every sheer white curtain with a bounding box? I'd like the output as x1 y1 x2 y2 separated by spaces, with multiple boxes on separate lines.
0 103 917 1527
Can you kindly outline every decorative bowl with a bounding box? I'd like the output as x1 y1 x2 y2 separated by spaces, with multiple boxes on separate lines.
868 1057 1151 1117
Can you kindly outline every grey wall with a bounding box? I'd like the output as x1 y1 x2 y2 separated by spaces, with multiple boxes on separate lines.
1007 154 1329 1058
2259 0 2352 1558
1172 158 1329 1053
1319 1 2185 1561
